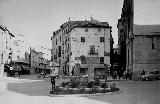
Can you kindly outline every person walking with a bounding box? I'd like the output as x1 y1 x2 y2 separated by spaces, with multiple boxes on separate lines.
10 65 14 77
17 64 21 78
50 76 56 93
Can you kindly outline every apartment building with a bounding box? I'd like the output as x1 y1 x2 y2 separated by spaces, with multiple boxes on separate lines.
0 25 15 76
51 19 113 78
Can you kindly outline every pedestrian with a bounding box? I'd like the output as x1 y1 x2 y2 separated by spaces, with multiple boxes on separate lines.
7 64 11 77
71 68 74 76
17 64 21 78
141 70 145 75
50 76 56 92
10 65 14 77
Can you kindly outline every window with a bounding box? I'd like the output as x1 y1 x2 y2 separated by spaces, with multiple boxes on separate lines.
152 43 154 49
98 28 101 32
81 37 85 42
60 35 61 42
85 29 88 32
152 38 154 49
128 49 129 65
89 45 95 54
100 37 104 42
100 57 104 64
58 46 61 57
56 38 57 45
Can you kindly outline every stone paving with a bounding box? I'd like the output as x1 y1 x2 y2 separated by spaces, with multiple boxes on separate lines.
0 74 159 104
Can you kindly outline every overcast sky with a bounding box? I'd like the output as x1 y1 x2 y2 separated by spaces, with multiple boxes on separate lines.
0 0 160 49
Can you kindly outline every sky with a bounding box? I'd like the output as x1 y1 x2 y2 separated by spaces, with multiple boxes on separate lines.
0 0 160 49
0 0 123 48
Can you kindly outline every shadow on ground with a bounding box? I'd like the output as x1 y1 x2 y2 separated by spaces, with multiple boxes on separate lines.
7 74 52 96
7 80 51 96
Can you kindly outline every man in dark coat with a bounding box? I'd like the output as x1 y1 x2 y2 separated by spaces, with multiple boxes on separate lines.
50 76 56 91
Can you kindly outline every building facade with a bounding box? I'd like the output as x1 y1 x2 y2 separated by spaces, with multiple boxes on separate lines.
12 34 30 74
128 25 160 78
118 0 160 79
30 48 49 74
51 19 113 77
117 0 133 73
0 25 15 76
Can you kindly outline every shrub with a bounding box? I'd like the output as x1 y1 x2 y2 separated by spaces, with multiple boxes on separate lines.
87 81 95 88
70 76 80 88
94 77 101 86
53 86 62 94
80 77 88 86
109 83 119 91
62 82 67 87
101 83 108 88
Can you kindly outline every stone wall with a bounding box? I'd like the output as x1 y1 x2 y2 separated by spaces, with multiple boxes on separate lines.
132 36 160 80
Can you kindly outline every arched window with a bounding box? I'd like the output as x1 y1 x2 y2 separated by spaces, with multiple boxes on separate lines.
89 45 95 54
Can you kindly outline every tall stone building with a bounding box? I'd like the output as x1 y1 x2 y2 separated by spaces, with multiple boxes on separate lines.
118 0 160 79
51 19 113 78
117 0 133 73
130 25 160 78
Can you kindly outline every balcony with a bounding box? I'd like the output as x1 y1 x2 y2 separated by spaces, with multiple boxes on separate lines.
88 50 98 56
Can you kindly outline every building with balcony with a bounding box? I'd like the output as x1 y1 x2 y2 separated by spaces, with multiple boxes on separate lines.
51 19 113 77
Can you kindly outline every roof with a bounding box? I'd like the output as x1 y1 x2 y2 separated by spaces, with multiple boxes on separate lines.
133 24 160 36
53 20 111 37
60 20 111 30
0 25 15 37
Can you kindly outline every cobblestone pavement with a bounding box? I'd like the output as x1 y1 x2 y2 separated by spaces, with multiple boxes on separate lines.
0 74 159 104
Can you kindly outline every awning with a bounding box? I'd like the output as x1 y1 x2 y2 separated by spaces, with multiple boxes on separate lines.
14 59 29 65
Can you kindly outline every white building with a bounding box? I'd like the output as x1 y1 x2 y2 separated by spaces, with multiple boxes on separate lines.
12 34 31 74
30 47 50 74
0 25 15 76
37 46 51 61
51 19 113 77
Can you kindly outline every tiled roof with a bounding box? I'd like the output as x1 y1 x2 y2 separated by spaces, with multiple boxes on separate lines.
60 20 111 30
53 20 111 37
133 24 160 36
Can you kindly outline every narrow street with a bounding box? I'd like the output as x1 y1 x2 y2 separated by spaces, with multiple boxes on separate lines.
0 75 159 104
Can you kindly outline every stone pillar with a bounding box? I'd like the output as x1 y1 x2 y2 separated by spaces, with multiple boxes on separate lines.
88 65 94 82
75 64 80 76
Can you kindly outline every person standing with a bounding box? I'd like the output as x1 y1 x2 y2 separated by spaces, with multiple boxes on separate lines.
141 70 146 75
71 68 74 76
17 64 21 78
10 65 14 77
50 76 56 92
6 64 11 77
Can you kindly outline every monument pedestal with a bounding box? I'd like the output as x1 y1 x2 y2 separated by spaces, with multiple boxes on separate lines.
88 65 94 82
